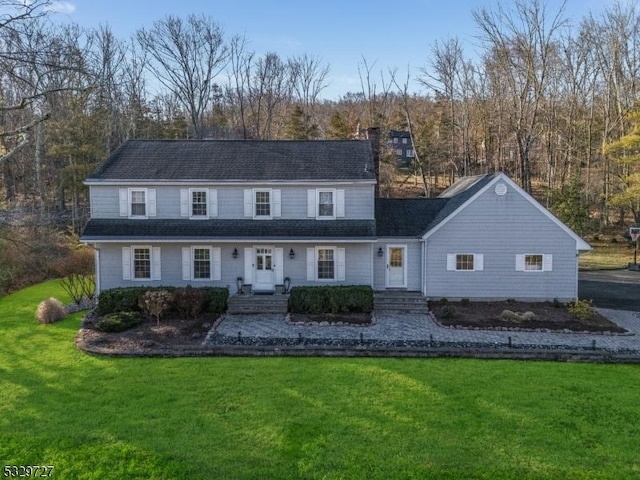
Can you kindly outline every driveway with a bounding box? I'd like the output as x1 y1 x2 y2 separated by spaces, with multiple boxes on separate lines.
579 269 640 310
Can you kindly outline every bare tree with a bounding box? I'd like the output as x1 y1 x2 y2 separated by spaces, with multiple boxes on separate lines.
137 14 228 139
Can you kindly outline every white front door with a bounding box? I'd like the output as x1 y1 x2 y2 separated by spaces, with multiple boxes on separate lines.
386 245 407 288
254 246 275 291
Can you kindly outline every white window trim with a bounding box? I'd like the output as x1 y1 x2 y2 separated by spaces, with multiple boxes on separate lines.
516 254 552 272
253 188 272 219
128 188 148 219
402 137 408 144
447 253 484 272
316 188 336 220
406 149 415 158
192 246 213 281
126 245 161 281
190 188 209 219
311 246 345 282
316 246 336 281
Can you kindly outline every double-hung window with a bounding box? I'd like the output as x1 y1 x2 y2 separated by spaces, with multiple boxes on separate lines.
255 190 271 217
244 188 280 219
191 190 208 217
122 246 161 281
180 188 217 219
308 188 344 219
307 246 346 282
317 248 335 280
193 247 211 279
181 246 221 281
120 188 156 218
318 190 335 218
133 247 151 279
130 190 146 217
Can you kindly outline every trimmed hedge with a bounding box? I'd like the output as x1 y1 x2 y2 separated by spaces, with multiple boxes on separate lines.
289 285 373 314
98 286 228 316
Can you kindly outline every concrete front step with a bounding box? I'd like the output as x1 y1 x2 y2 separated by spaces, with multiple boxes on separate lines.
227 294 289 314
374 291 428 313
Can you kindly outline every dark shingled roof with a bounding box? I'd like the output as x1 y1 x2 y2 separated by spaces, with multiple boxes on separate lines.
82 218 376 241
376 174 497 237
88 139 377 182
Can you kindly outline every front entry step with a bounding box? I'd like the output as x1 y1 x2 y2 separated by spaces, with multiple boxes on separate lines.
374 291 428 314
227 294 289 315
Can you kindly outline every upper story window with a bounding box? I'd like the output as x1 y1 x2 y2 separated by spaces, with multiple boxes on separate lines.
393 137 398 144
308 188 344 219
318 190 335 218
244 188 281 219
120 188 156 219
402 137 408 144
181 188 217 219
406 149 415 158
396 149 403 156
255 190 271 217
192 190 208 217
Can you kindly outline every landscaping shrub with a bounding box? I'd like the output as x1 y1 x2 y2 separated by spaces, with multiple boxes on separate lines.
139 290 172 325
460 298 470 306
95 311 142 333
35 297 68 324
98 287 148 315
440 305 456 319
568 299 595 321
288 285 373 314
173 286 207 319
201 287 229 314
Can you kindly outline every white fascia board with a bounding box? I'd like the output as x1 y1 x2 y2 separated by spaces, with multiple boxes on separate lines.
84 179 377 186
421 172 592 252
80 237 377 244
376 238 421 243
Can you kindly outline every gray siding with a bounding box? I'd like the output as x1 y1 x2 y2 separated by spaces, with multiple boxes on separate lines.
424 184 579 301
373 241 422 291
96 242 373 293
89 184 374 220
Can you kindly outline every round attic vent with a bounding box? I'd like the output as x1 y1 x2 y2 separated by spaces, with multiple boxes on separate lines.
495 183 507 196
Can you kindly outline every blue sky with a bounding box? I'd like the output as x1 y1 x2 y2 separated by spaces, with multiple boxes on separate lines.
50 0 610 100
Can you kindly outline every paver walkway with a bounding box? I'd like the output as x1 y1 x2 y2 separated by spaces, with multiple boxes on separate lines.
210 308 640 352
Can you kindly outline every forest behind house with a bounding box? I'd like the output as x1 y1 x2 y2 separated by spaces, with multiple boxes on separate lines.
1 0 639 294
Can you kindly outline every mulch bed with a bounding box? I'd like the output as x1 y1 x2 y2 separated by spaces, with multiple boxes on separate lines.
429 300 627 333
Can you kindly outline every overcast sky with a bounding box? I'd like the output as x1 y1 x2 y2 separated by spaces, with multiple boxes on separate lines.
48 0 611 100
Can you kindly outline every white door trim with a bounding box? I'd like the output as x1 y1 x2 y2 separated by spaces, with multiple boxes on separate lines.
253 245 275 291
386 244 407 288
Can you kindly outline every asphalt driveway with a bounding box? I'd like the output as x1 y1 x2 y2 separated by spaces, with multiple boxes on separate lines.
579 269 640 310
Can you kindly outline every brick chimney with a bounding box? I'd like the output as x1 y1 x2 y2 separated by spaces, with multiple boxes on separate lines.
366 127 380 197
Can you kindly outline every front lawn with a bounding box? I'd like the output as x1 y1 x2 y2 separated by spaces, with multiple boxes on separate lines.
2 281 640 479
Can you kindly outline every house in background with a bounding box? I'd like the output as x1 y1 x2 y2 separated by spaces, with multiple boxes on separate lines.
389 130 415 168
81 138 590 302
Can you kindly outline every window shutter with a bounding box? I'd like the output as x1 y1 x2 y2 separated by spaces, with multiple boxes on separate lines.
212 247 221 280
244 247 253 284
307 189 316 217
336 189 345 217
446 254 456 271
337 247 346 281
515 254 525 271
119 189 128 217
209 189 218 217
151 247 161 280
475 254 484 271
122 247 131 280
543 254 553 272
243 189 252 217
182 247 191 280
274 247 284 284
272 189 281 217
148 189 157 217
306 248 315 281
180 189 189 217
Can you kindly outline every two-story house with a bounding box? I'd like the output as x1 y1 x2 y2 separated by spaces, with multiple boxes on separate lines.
81 138 591 301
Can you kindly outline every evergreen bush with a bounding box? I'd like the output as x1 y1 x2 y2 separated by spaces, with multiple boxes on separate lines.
288 285 373 314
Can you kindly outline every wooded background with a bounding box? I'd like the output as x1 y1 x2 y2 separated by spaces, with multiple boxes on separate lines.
1 0 639 292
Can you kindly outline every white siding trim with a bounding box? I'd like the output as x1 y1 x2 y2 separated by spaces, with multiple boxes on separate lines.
148 189 157 217
515 254 525 271
446 254 456 271
475 253 484 271
543 254 553 272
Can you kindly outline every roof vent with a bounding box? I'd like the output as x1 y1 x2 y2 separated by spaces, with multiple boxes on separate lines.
495 183 507 196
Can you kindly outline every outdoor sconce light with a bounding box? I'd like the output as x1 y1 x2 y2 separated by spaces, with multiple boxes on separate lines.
289 248 295 259
232 248 238 259
378 247 384 257
236 276 244 294
283 277 291 293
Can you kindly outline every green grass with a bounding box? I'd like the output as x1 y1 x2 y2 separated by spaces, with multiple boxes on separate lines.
2 281 640 479
580 234 635 270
